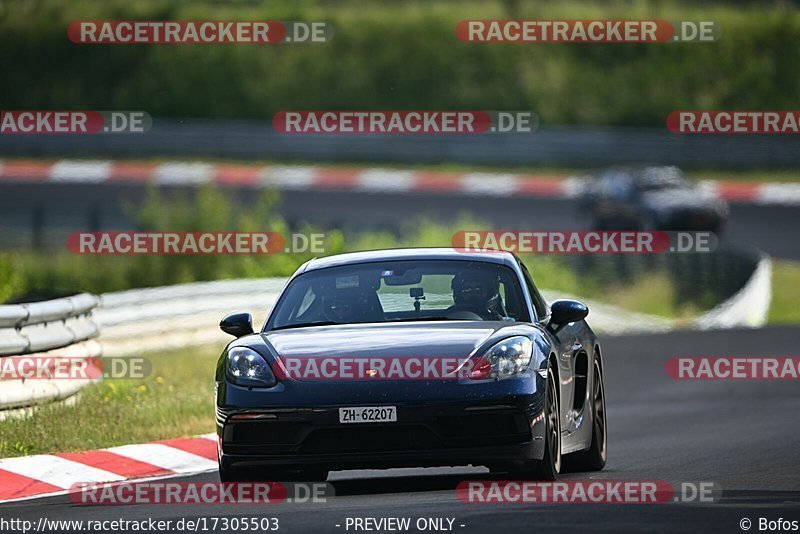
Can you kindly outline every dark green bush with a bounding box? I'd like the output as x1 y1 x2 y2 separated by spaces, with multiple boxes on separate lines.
1 0 797 126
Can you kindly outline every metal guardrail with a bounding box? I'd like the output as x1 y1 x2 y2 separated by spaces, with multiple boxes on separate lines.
1 120 800 169
0 294 99 356
94 278 287 356
0 340 102 417
0 294 100 416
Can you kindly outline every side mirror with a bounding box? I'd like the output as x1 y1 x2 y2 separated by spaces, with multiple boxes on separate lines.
548 299 588 334
220 312 254 338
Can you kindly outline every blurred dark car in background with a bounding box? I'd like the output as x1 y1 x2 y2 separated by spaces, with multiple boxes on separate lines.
581 166 729 233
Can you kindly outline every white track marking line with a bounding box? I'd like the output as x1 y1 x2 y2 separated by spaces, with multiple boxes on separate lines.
461 173 520 196
50 160 112 183
758 183 800 205
356 169 417 192
153 162 214 185
260 166 317 189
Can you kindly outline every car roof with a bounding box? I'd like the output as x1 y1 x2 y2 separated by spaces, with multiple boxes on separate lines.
635 166 687 186
301 248 518 273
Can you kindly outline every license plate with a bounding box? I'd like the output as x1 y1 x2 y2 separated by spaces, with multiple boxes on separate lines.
339 406 397 424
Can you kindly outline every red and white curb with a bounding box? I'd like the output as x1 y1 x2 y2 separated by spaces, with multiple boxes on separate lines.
0 433 218 504
1 158 798 204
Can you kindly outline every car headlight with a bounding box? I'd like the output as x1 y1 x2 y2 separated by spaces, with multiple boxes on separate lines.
469 336 533 380
226 347 277 387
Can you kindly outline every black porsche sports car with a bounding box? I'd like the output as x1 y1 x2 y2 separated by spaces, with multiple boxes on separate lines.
214 248 606 481
582 166 729 233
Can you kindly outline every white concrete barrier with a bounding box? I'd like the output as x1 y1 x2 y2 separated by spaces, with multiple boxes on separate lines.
694 254 772 330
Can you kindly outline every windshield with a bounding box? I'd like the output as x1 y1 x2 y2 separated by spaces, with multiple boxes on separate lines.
267 260 530 329
636 167 691 191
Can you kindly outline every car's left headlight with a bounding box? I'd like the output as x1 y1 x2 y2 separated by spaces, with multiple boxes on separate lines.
226 347 277 387
469 336 533 380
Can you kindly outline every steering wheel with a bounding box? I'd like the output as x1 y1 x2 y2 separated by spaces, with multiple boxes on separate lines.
445 309 486 321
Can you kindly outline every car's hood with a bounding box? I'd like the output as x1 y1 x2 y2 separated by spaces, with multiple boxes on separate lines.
262 321 527 359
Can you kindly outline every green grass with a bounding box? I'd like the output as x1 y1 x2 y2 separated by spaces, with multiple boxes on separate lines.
768 260 800 324
525 259 709 320
0 345 220 458
596 272 703 319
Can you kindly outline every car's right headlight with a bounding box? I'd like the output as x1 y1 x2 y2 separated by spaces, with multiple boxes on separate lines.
226 347 277 388
469 336 533 381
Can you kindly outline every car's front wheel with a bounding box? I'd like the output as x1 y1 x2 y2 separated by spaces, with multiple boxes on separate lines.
509 364 561 480
565 353 607 472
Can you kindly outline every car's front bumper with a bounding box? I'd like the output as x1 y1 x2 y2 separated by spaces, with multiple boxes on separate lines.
217 393 547 471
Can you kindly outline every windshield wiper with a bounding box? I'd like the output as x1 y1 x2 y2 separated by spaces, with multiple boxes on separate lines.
269 321 341 331
271 317 465 330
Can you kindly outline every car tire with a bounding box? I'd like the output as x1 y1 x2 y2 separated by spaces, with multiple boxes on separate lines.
564 354 607 472
509 365 561 481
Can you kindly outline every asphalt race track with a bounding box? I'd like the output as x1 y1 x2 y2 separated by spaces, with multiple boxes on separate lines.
3 182 799 259
1 178 797 534
278 189 800 260
3 325 798 533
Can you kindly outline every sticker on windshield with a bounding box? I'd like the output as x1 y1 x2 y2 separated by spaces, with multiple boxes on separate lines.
335 275 360 289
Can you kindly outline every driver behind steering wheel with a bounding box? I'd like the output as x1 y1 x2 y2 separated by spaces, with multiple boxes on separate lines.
446 271 506 320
